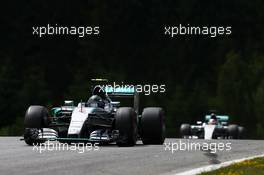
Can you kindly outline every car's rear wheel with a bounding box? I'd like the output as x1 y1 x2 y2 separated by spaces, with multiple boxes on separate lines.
141 107 165 145
228 124 239 139
115 107 137 147
238 126 245 139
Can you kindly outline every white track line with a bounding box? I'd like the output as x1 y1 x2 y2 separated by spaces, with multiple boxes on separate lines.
175 153 264 175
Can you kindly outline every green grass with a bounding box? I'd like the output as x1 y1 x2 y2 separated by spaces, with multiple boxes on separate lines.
0 126 9 136
200 157 264 175
0 117 24 136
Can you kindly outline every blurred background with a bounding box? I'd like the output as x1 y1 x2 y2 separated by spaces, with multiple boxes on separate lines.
1 1 264 138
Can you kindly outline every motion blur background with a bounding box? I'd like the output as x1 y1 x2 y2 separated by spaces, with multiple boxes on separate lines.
1 1 264 138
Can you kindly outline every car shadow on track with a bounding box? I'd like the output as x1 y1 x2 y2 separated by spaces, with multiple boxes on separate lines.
202 149 221 164
97 142 147 148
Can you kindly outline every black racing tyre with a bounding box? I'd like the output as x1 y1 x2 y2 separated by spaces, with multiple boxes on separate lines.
141 107 165 145
180 124 191 138
238 126 245 139
24 105 50 128
115 107 137 147
228 124 239 139
24 128 45 146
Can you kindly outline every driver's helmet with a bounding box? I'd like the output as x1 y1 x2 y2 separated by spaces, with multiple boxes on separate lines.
208 113 217 125
93 86 106 99
87 95 105 108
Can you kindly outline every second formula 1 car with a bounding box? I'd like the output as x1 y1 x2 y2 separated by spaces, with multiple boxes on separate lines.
180 113 245 139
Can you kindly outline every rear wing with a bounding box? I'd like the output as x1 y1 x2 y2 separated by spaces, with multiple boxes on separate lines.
91 79 140 114
105 86 134 96
205 115 229 122
105 86 139 114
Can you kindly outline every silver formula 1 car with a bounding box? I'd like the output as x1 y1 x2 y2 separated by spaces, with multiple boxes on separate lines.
180 113 245 139
23 80 166 146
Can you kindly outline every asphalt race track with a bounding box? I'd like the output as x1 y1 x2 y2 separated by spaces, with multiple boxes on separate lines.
0 137 263 175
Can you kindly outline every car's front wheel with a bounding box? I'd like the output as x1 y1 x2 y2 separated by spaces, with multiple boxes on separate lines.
24 105 50 128
180 124 191 138
24 128 45 146
115 107 137 147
